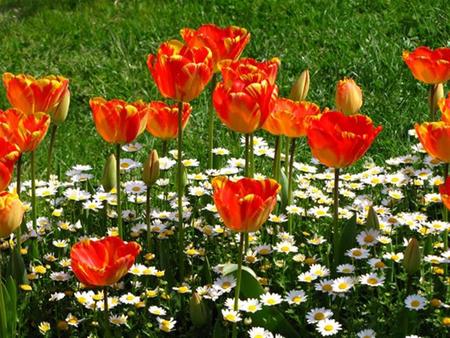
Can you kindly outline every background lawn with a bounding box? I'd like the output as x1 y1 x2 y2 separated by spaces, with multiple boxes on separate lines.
0 0 449 176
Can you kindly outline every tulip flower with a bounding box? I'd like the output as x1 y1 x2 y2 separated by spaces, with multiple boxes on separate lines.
440 177 450 210
0 137 20 191
0 192 25 238
439 93 450 123
402 47 450 85
289 69 310 102
70 236 141 287
213 57 280 134
415 121 450 162
147 39 214 102
146 101 191 141
180 24 250 72
2 72 69 116
335 78 363 115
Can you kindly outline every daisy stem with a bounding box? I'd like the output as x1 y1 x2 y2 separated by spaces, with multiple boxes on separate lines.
273 135 281 182
46 124 58 181
332 168 340 273
288 138 296 234
207 73 217 169
146 187 152 251
177 101 185 281
232 232 244 338
116 144 123 238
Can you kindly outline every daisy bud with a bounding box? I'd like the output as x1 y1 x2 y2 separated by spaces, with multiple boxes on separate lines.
403 238 421 275
430 298 442 308
189 293 209 327
101 154 117 192
289 69 310 101
51 88 70 125
335 78 363 115
142 150 160 187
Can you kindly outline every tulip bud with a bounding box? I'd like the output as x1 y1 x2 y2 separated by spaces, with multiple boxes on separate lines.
0 192 25 238
51 88 71 125
142 150 160 187
289 69 310 101
101 154 117 192
189 293 209 327
403 238 421 275
335 78 363 115
429 83 444 116
175 163 188 192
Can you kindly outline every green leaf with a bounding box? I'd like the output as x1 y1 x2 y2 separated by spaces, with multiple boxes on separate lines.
7 247 28 285
212 317 228 338
365 206 380 229
335 214 358 266
279 169 289 211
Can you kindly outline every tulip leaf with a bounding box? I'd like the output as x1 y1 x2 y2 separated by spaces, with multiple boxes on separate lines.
335 214 358 266
212 317 228 338
279 169 289 211
7 247 28 285
365 206 380 229
223 264 301 337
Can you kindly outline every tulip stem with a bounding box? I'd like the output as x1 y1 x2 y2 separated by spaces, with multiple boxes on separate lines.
273 136 281 182
244 134 250 177
161 140 168 158
332 168 340 273
177 101 185 281
443 164 449 277
208 74 217 169
284 136 289 175
15 155 22 249
116 144 123 238
428 84 439 121
146 188 152 251
103 286 112 337
46 124 58 181
31 151 37 233
249 133 254 178
232 232 244 338
287 138 296 234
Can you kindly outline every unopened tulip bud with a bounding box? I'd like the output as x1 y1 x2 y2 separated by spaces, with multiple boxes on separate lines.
142 150 160 187
51 88 70 125
289 69 310 101
0 192 25 238
429 83 444 116
189 293 209 327
335 78 363 115
101 154 117 192
403 238 421 275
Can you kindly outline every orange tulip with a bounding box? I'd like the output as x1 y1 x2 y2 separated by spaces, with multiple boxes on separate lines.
90 97 148 144
335 78 363 115
0 191 25 238
439 177 450 211
70 236 141 287
2 72 69 115
181 24 250 72
307 111 382 168
402 47 450 84
0 108 50 153
0 137 20 191
262 98 320 138
146 101 192 140
415 121 450 162
213 57 280 134
439 93 450 123
211 176 280 232
147 40 214 102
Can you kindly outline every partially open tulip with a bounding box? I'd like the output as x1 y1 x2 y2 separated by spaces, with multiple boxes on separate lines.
402 47 450 84
90 97 148 144
0 137 20 191
147 40 214 102
289 69 310 102
262 98 320 138
181 24 250 72
0 191 25 238
50 88 70 125
439 93 450 123
0 108 50 153
146 101 192 140
212 176 280 232
213 58 280 134
439 176 450 211
415 121 450 162
70 236 141 287
2 73 69 115
307 111 382 168
335 78 363 115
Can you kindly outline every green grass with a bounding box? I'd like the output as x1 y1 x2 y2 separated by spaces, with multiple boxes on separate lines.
0 0 449 176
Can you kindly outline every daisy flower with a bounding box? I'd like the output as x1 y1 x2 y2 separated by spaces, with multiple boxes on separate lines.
404 294 427 311
239 298 262 313
316 319 342 336
306 308 333 324
357 328 376 338
285 290 307 305
149 306 167 316
275 241 298 254
222 309 241 322
332 277 355 293
359 274 385 287
260 292 283 306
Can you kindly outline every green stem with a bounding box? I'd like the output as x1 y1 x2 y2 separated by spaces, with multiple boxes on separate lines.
161 140 168 158
443 164 449 276
232 232 244 338
287 138 296 234
116 144 122 238
249 133 254 178
103 286 112 337
332 168 340 273
428 84 439 121
31 151 37 233
244 134 250 177
208 74 217 169
273 136 281 182
46 124 58 181
284 136 289 175
15 156 22 250
146 188 152 251
177 101 185 281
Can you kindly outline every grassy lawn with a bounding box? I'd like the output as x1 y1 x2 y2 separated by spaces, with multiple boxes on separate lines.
0 0 449 175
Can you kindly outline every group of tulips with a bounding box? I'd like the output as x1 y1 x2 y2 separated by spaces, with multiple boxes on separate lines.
1 22 450 336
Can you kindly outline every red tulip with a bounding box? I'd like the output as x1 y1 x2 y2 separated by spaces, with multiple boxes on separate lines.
439 177 450 211
2 72 69 115
440 93 450 123
70 236 141 287
262 98 320 138
307 111 382 168
0 108 50 153
147 40 214 102
0 137 20 191
415 121 450 162
402 47 450 84
213 57 280 134
211 176 280 232
181 24 250 72
90 97 149 144
146 101 192 140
